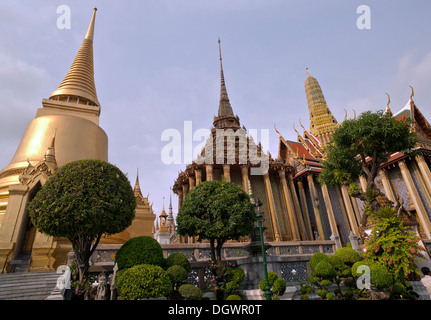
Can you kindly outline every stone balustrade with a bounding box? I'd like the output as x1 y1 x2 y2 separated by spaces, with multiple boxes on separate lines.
87 240 336 289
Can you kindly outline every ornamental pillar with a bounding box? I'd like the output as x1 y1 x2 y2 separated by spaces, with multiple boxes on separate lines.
416 155 431 196
399 160 431 239
321 184 339 240
378 168 396 203
278 169 300 240
307 174 326 240
182 184 189 202
177 190 183 213
287 173 310 240
358 175 367 193
195 169 202 186
263 172 281 241
206 164 213 181
241 165 249 192
188 176 195 190
297 180 314 240
340 184 359 237
223 164 231 182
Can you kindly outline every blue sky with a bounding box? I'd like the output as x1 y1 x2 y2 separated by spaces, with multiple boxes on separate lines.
1 0 431 220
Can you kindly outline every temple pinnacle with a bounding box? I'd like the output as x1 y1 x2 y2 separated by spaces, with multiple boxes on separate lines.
49 8 100 107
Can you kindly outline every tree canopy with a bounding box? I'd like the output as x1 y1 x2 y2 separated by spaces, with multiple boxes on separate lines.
28 159 136 282
318 110 416 225
176 180 255 264
318 110 416 189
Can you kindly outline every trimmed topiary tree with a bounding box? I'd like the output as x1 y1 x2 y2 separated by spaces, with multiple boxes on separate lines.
259 272 286 300
312 260 337 281
178 284 203 300
116 264 171 300
334 246 362 267
166 252 192 273
27 159 136 286
176 180 255 300
166 265 189 289
115 236 165 270
370 264 393 289
309 252 329 269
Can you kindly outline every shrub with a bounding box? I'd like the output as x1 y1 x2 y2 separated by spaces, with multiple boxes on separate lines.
166 265 189 285
310 252 329 270
320 280 332 288
115 236 165 270
166 252 191 273
272 278 286 297
300 285 312 295
259 272 286 299
225 281 239 294
178 284 203 300
326 292 335 300
328 255 345 270
312 261 337 280
226 294 241 300
230 267 245 283
117 264 171 300
370 264 393 289
351 261 370 278
259 272 277 291
316 289 327 299
334 247 362 266
114 268 126 292
364 206 426 285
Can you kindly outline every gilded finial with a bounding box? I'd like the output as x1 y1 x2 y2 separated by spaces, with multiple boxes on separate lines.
293 124 299 135
306 66 310 77
218 37 222 63
299 118 306 131
386 93 391 113
353 109 356 120
409 85 414 101
274 124 281 138
344 109 347 121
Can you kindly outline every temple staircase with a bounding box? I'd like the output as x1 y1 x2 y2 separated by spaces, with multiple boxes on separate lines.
0 271 63 300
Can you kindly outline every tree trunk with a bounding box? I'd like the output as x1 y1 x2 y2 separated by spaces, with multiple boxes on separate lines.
209 239 216 266
70 234 102 287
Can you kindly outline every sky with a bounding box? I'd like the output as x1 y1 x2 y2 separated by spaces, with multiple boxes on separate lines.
1 0 431 221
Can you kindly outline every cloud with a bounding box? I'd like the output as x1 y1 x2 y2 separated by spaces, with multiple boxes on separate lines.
0 53 49 137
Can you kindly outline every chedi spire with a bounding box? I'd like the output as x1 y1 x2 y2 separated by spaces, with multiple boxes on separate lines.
49 8 100 107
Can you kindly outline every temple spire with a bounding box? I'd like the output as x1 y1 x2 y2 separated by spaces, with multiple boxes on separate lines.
49 8 100 107
85 8 97 40
134 168 143 198
304 69 338 148
44 128 57 166
217 38 234 118
213 38 240 130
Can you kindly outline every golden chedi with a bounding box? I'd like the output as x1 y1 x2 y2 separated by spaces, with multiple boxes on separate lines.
0 8 108 272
